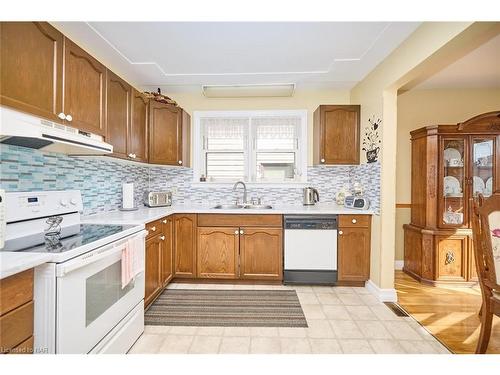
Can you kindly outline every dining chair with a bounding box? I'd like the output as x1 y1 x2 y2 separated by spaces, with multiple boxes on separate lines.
472 193 500 353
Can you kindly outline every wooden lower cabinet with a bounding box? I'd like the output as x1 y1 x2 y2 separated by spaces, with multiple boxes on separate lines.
240 228 283 281
0 269 34 354
435 236 467 282
337 215 371 282
145 235 162 307
197 227 239 279
174 214 197 278
161 217 174 286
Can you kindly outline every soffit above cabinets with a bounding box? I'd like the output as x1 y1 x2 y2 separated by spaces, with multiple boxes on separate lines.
51 22 420 92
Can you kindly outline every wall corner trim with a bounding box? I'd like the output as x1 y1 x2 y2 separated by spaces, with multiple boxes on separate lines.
394 260 404 270
365 279 398 302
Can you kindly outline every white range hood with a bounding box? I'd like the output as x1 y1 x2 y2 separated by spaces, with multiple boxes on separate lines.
0 106 113 155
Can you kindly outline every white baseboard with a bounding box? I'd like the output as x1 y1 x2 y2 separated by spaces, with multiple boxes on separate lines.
365 279 398 302
394 260 404 270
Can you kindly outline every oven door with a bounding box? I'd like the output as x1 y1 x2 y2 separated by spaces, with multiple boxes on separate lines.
55 230 146 354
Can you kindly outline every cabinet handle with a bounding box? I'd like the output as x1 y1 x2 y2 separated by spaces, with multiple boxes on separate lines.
320 158 325 163
445 250 455 265
178 160 183 165
162 219 167 224
351 219 357 224
240 230 244 235
338 230 343 235
160 235 165 241
58 112 66 120
151 226 156 231
234 230 239 235
65 114 73 122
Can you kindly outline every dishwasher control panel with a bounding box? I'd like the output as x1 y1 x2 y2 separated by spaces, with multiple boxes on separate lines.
284 215 337 230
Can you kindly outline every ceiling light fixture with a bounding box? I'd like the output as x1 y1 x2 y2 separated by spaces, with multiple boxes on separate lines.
202 83 295 98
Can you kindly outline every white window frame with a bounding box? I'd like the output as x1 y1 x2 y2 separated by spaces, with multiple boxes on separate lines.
192 110 308 186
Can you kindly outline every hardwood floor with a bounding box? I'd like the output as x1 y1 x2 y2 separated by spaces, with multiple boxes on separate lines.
395 271 500 354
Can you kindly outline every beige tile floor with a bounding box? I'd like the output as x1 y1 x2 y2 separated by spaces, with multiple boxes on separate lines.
129 283 451 354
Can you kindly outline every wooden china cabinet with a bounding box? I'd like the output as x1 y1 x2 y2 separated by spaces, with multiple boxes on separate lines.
404 111 500 286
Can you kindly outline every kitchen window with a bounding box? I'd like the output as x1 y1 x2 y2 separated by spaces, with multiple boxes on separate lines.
193 110 308 184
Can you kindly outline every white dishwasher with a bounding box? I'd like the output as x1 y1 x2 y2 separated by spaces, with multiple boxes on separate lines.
283 215 338 284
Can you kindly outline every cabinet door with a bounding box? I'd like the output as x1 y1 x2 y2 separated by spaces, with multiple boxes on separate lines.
161 217 173 286
240 228 282 281
149 101 182 165
63 38 106 135
106 70 131 159
435 236 467 281
129 90 148 162
338 227 370 282
145 235 162 307
319 105 360 165
173 214 197 278
0 22 63 121
197 227 239 279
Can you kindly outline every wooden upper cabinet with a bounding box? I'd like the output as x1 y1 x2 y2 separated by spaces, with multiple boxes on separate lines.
0 22 63 121
149 101 190 166
197 227 239 279
313 105 360 165
106 70 131 158
239 228 282 281
173 214 197 278
62 38 106 136
129 90 148 162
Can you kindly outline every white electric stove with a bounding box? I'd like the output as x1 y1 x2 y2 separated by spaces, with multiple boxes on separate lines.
2 190 146 354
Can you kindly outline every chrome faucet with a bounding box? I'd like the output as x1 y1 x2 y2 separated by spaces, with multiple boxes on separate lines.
232 181 247 204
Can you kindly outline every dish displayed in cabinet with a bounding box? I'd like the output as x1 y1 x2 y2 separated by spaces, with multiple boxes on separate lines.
443 176 462 196
473 176 485 195
443 147 462 164
485 177 493 196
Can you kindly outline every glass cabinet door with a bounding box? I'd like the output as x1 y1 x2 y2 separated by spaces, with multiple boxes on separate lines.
441 138 466 227
471 137 495 198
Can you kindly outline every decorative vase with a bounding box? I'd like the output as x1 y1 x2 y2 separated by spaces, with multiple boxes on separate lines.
366 147 380 163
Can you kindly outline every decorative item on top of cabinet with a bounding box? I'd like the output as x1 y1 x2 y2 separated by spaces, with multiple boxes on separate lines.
149 101 191 166
313 105 360 165
0 22 63 122
129 90 148 162
62 37 107 136
0 269 34 354
173 214 197 278
106 70 131 159
337 215 371 283
403 110 500 286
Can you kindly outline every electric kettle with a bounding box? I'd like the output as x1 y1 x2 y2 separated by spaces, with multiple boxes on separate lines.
303 187 320 206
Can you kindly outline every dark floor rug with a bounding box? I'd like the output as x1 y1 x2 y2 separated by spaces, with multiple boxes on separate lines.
144 289 308 327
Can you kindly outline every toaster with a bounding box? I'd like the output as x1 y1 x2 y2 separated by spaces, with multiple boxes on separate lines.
144 191 172 207
344 195 370 210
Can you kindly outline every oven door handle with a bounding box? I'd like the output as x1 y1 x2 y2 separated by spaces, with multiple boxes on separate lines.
57 230 147 277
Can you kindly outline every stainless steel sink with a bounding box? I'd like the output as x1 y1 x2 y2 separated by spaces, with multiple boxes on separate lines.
212 204 244 209
212 204 273 210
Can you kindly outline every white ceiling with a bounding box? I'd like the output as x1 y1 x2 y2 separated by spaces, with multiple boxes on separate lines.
52 22 420 92
415 33 500 89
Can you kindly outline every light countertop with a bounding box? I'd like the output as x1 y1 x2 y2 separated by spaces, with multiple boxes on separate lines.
83 203 374 226
0 252 53 279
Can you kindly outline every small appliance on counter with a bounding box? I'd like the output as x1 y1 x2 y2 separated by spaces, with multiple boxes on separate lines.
144 191 172 207
302 187 319 205
344 195 370 210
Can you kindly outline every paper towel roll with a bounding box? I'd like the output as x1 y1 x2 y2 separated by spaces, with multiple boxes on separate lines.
122 183 134 209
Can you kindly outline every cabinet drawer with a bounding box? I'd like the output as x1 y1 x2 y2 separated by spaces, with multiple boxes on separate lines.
146 219 163 238
0 269 33 316
339 215 370 228
197 214 282 228
0 301 34 353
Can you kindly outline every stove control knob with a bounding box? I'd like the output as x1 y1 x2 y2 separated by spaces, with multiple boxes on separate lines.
60 199 68 207
70 198 78 205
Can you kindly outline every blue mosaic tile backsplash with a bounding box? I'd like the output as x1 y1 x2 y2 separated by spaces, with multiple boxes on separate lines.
0 144 380 216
